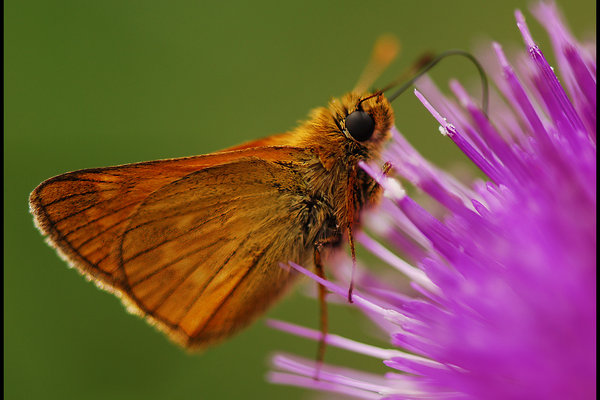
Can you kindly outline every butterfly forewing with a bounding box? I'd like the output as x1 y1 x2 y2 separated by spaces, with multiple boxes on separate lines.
30 146 316 348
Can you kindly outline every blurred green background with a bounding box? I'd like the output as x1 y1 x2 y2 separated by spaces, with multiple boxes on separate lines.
5 1 595 399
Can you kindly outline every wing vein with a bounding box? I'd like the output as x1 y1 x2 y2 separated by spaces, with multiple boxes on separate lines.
42 188 120 207
123 192 270 235
146 235 250 316
67 211 134 248
122 210 232 265
52 189 135 224
128 233 228 287
182 233 281 334
61 200 140 236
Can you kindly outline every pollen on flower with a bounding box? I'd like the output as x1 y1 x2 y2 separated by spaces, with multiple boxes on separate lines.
358 161 405 201
382 177 405 201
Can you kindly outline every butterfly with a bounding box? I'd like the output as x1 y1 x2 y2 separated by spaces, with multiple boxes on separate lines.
29 37 400 349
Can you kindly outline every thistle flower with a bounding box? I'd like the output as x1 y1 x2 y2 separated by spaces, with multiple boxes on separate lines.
268 3 596 399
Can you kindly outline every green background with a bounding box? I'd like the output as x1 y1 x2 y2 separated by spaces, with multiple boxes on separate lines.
5 1 594 399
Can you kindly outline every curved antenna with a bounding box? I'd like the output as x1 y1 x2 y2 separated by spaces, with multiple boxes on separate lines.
356 53 435 107
387 49 489 115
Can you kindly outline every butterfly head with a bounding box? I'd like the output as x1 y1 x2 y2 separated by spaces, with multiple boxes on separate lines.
294 90 394 169
337 91 393 147
322 91 394 161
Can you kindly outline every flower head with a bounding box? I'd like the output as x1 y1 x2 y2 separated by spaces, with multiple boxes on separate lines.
269 3 596 399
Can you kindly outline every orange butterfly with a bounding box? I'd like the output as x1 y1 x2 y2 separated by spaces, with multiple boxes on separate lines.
30 93 393 348
29 37 400 349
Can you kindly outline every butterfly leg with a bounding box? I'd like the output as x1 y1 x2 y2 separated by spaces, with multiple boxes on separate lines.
312 235 340 380
346 225 357 304
347 161 394 304
346 164 361 304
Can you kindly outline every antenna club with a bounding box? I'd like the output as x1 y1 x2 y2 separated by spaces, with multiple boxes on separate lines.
374 34 401 65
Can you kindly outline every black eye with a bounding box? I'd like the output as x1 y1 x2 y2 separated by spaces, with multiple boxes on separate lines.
345 110 375 142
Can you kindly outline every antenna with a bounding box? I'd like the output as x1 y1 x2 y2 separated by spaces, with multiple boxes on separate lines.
387 49 489 115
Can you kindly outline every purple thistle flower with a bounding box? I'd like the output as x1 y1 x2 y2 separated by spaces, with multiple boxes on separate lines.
268 3 596 399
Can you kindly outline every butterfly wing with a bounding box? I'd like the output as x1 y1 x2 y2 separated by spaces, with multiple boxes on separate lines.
30 146 318 348
219 132 297 151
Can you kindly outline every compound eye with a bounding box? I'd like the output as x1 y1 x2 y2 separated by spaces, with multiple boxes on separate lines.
345 110 375 142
